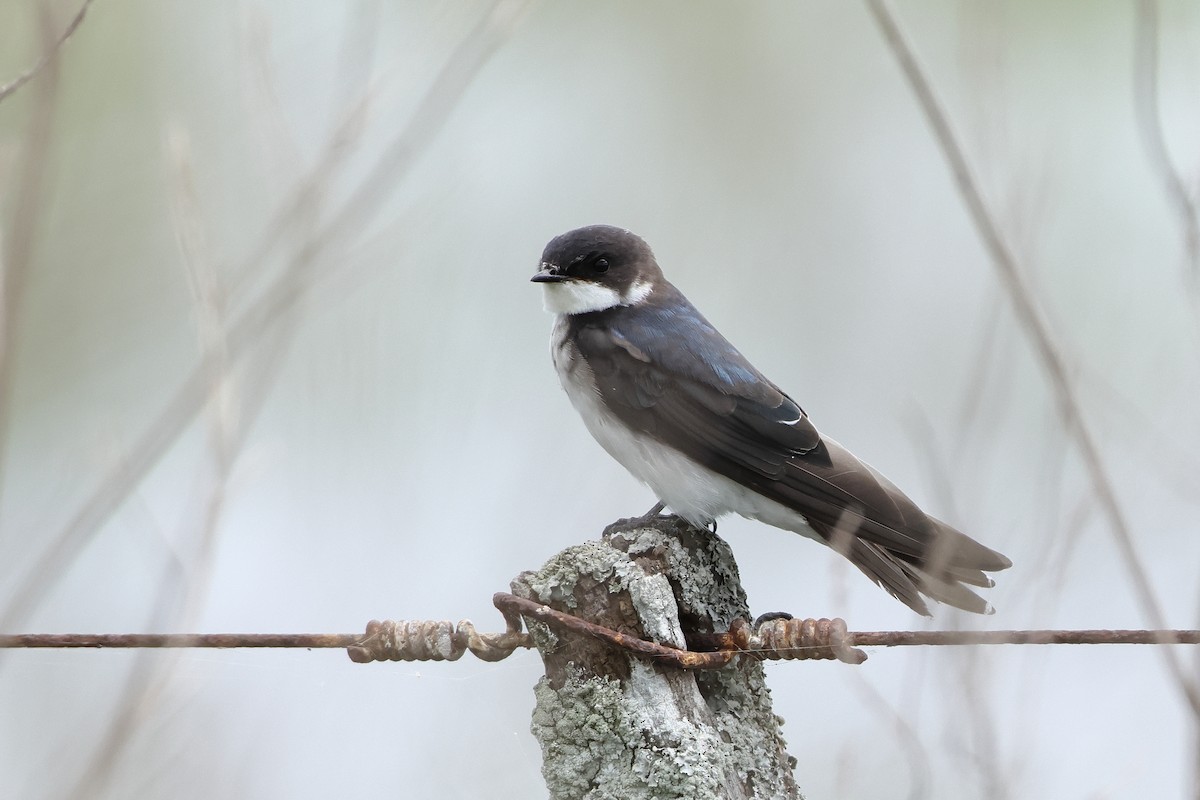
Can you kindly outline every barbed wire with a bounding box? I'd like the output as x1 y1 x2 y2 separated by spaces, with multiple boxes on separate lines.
3 592 1199 668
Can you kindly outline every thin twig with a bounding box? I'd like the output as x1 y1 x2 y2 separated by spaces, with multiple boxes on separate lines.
0 9 62 520
841 667 931 800
1134 0 1200 283
865 0 1200 718
904 408 1009 800
68 125 250 800
0 0 94 104
0 0 533 639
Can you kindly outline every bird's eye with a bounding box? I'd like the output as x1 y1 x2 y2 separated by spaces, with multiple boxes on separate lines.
594 258 609 273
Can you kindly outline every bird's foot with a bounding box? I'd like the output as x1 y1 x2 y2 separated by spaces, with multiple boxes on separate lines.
603 501 668 535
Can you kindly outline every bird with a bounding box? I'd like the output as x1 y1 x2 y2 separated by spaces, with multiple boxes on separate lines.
531 224 1011 616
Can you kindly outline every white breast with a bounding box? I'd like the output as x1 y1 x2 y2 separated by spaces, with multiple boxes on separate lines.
549 318 819 540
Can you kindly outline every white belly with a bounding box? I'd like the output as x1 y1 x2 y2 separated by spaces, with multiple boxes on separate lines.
550 318 820 541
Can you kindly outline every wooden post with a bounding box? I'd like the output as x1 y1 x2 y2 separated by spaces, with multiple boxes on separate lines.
513 516 801 800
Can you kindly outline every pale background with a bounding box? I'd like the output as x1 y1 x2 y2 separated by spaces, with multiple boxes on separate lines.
2 1 1199 797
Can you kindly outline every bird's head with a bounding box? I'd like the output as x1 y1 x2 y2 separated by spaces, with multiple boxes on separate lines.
532 225 663 315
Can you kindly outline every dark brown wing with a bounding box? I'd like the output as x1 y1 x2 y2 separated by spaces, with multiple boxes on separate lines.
572 292 1010 614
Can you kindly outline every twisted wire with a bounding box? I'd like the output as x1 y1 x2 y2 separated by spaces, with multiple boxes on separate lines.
731 617 867 665
346 618 531 664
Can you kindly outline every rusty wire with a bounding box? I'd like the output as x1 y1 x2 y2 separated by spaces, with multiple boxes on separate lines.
345 616 531 664
692 616 868 665
3 596 1200 669
0 624 533 664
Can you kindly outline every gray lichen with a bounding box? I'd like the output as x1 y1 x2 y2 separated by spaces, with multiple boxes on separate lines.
531 665 731 799
516 517 801 799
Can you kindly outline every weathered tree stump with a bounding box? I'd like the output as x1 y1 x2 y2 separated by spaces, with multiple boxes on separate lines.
512 516 801 800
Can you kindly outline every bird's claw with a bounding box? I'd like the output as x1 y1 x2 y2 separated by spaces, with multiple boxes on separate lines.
603 501 668 535
752 611 794 628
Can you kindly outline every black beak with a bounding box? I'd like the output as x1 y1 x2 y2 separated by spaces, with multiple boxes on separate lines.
531 265 568 283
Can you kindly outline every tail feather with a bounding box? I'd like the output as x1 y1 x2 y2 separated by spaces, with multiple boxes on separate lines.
941 565 994 588
812 516 1007 616
842 537 931 616
897 561 990 615
928 517 1012 572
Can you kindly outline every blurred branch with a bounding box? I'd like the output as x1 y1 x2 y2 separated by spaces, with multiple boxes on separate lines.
68 126 247 800
866 0 1200 717
902 411 1007 799
841 668 931 800
1194 588 1200 800
228 0 530 304
243 13 305 176
304 0 532 256
1133 0 1200 283
952 646 1007 800
0 0 533 639
0 9 62 517
0 0 93 104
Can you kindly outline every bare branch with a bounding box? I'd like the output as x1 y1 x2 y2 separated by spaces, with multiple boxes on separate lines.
0 0 533 639
865 0 1200 716
0 8 62 519
1134 0 1200 282
840 668 932 800
0 0 94 104
68 125 243 800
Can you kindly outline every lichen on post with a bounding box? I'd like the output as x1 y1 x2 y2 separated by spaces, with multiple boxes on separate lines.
513 516 801 800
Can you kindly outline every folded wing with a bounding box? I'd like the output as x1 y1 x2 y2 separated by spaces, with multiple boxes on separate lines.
574 300 1011 615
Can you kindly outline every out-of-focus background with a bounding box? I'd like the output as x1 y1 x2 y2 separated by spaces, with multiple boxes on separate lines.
2 1 1199 797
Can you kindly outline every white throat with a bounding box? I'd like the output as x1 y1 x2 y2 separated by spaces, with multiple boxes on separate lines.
542 279 653 315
